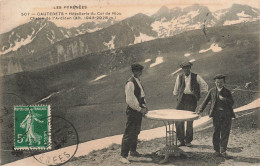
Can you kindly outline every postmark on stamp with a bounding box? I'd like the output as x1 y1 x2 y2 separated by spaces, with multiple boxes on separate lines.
29 116 79 165
14 105 51 150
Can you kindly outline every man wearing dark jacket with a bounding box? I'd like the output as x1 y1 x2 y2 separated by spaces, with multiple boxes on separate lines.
198 74 235 157
173 62 208 147
120 63 148 164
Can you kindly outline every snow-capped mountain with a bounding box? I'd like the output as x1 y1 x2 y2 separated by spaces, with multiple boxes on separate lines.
151 4 215 37
0 20 66 55
59 18 117 38
0 19 116 56
217 4 260 25
0 4 259 75
150 4 259 38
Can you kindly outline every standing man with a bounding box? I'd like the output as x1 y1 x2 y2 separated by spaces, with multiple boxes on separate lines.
198 74 235 157
120 63 148 164
173 62 208 147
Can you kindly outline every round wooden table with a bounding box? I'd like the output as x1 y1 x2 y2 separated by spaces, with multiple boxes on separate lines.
145 109 199 163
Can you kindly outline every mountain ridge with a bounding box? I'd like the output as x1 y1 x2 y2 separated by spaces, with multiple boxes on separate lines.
0 3 259 75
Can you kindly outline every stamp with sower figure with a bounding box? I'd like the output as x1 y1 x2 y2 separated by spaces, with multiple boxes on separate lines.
14 105 51 150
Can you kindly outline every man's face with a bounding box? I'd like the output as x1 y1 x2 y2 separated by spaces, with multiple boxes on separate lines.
182 66 191 76
215 79 225 89
133 70 142 78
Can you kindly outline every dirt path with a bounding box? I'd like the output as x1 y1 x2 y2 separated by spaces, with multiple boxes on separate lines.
65 109 260 166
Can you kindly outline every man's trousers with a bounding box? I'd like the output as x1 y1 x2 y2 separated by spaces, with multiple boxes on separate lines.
121 108 142 157
212 110 232 153
176 94 197 144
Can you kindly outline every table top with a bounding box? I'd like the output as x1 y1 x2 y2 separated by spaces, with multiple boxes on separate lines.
145 109 199 121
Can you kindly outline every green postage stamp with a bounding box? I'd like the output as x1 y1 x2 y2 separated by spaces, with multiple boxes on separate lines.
14 105 51 150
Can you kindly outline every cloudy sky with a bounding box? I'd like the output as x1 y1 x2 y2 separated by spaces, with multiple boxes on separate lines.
0 0 259 34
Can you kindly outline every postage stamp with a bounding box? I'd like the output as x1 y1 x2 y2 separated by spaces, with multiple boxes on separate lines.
14 105 51 150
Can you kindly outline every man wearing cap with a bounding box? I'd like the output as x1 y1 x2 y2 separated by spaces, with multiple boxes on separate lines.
120 63 148 164
173 61 208 147
198 74 235 157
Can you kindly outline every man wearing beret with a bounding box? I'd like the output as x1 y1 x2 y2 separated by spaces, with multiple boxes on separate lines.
120 63 148 164
198 74 235 157
173 61 208 147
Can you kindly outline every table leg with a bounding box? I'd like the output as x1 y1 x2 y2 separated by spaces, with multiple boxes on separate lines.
159 121 189 164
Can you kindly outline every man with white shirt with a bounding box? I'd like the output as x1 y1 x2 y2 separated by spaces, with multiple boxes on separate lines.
198 74 235 158
173 62 208 147
120 63 148 164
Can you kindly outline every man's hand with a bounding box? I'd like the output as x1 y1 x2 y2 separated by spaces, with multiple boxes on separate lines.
196 112 202 118
193 111 201 119
140 108 148 116
195 109 202 116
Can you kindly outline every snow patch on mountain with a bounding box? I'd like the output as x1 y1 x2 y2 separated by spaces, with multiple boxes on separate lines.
184 53 191 57
212 10 228 20
103 35 116 49
47 30 55 44
179 15 190 24
252 9 259 15
92 75 107 82
161 17 167 22
189 59 196 63
172 16 202 30
223 17 254 25
134 33 155 44
145 59 151 63
151 20 171 37
60 29 68 38
189 23 202 29
199 43 222 53
187 10 200 18
1 35 33 54
150 57 163 67
87 27 102 33
224 11 259 26
237 11 252 18
47 36 54 44
151 15 202 38
1 24 47 55
51 30 55 35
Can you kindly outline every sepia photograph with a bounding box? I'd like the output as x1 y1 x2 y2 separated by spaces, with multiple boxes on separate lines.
0 0 259 165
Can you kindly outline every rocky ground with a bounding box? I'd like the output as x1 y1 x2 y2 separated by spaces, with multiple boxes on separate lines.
64 109 260 166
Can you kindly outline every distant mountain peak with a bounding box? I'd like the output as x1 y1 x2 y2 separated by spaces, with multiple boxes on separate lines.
153 6 169 16
231 3 250 8
170 7 181 11
151 6 171 19
190 3 201 7
128 13 150 20
133 13 149 17
188 3 204 9
182 3 209 14
229 3 259 12
157 6 169 14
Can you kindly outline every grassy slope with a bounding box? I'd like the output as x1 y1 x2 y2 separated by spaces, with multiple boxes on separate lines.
1 21 259 164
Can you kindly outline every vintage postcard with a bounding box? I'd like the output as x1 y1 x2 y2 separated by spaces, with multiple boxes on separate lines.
0 0 259 165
